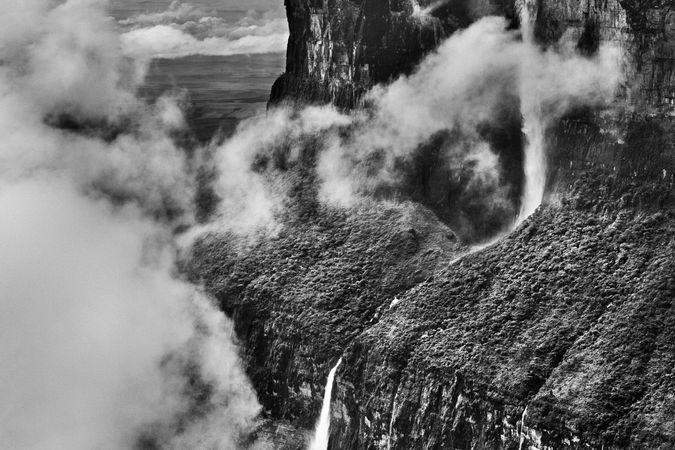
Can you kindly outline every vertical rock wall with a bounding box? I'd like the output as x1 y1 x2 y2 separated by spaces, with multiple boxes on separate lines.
270 0 514 108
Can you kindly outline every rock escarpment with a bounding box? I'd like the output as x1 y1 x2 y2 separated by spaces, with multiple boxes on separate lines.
271 0 673 111
531 0 673 108
192 0 674 448
269 0 515 108
535 0 674 205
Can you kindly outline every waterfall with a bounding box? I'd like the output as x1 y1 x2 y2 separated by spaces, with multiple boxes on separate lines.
387 395 398 450
517 0 546 223
308 358 343 450
518 97 546 222
519 0 538 41
518 406 529 450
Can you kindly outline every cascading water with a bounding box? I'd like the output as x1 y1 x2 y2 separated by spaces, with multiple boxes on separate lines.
519 0 538 49
387 395 399 450
308 358 343 450
517 0 547 223
518 406 529 450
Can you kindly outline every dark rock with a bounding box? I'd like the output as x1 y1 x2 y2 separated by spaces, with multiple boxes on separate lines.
269 0 513 109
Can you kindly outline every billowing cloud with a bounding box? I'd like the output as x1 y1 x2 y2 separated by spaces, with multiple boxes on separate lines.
121 22 288 58
209 17 622 235
0 0 263 448
119 1 289 59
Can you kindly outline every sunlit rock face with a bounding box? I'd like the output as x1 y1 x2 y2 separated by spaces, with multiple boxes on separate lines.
191 0 674 449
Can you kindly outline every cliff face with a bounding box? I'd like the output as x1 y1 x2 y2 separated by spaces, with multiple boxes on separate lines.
270 0 673 111
536 0 674 198
193 0 674 448
531 0 674 108
269 0 674 241
269 0 516 108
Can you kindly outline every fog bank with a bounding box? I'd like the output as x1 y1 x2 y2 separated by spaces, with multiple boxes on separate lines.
0 1 263 448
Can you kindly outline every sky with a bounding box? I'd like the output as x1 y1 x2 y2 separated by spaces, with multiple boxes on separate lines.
110 0 288 59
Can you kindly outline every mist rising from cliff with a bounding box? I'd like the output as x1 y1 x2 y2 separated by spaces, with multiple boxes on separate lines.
220 16 621 240
0 1 262 448
320 16 621 212
193 106 352 237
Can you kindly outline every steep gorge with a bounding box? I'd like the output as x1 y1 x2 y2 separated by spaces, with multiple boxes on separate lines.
190 0 674 448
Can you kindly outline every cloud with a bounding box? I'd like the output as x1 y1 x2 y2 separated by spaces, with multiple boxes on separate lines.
0 1 263 448
119 1 289 59
0 178 259 449
312 17 621 215
207 16 622 239
203 106 352 234
352 16 621 222
121 23 288 59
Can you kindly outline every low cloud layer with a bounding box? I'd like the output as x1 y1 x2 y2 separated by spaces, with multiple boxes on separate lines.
0 1 262 448
0 179 259 449
119 1 289 59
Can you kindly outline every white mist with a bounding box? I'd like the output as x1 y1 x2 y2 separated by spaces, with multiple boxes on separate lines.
308 358 343 450
518 406 529 450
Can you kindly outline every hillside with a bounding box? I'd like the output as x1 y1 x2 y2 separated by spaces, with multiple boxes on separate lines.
187 0 674 448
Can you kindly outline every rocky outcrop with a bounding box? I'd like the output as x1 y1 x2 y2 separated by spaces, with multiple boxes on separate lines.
194 0 674 448
270 0 673 112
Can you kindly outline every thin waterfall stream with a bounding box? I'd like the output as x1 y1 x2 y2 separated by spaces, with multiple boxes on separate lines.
308 358 343 450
